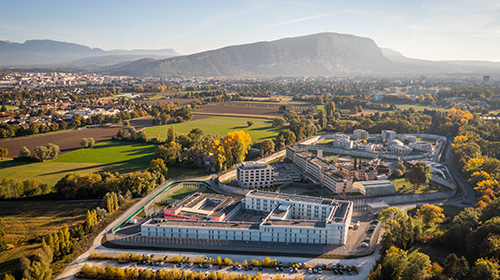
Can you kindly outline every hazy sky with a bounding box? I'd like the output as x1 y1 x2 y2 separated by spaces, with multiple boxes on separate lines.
2 0 500 61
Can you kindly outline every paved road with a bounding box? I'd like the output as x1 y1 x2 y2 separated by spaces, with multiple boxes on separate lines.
55 176 214 280
396 140 477 213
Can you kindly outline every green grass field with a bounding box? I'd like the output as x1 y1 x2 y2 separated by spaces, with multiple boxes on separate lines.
391 178 439 194
0 140 209 187
143 115 283 142
0 200 99 276
166 187 197 200
0 141 157 187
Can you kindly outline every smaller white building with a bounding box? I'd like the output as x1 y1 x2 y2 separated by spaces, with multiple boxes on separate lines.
237 161 274 188
409 142 435 153
332 138 354 149
391 145 413 155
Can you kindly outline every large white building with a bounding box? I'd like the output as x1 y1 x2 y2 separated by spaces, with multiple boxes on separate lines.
237 161 274 188
141 191 353 245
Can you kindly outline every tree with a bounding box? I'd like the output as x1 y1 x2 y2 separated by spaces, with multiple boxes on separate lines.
443 253 469 280
47 143 60 159
417 204 445 227
88 138 95 147
80 138 89 148
392 169 404 178
272 118 285 127
471 258 499 280
247 120 254 127
277 129 296 146
0 147 8 159
167 126 176 142
325 101 335 118
278 105 287 113
211 131 252 171
318 109 327 129
379 207 414 251
155 141 182 165
221 130 252 166
35 146 50 162
148 158 168 176
260 139 275 157
407 162 432 191
123 120 130 127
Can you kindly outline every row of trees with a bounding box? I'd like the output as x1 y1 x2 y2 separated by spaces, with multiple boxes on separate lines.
78 264 268 280
0 178 49 199
55 169 160 199
154 126 218 169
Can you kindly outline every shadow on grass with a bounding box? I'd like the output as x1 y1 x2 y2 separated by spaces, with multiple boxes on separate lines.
0 160 33 169
40 157 154 176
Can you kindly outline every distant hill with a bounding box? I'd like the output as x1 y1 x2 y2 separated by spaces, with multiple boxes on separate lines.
3 34 500 77
111 33 400 77
0 39 179 67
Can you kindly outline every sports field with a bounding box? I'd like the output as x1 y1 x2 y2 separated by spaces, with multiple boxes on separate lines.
143 115 283 142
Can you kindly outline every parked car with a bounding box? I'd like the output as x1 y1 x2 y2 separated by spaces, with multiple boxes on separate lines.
259 267 263 271
308 268 312 274
318 268 322 274
361 242 369 247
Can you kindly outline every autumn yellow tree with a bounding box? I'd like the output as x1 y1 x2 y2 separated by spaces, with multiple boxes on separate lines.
211 131 252 171
417 204 445 227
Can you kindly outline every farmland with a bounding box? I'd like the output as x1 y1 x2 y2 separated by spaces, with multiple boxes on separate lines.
0 200 99 276
0 117 154 158
143 115 283 142
0 141 157 187
0 139 210 187
196 104 283 119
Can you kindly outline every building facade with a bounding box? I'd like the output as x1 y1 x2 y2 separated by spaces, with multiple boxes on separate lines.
237 161 274 188
381 130 397 141
352 129 369 139
142 191 353 245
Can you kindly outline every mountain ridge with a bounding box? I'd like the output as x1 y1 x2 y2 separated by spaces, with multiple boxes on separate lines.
0 39 179 67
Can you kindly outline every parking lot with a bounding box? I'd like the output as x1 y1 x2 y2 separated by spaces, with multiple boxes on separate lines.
85 256 369 280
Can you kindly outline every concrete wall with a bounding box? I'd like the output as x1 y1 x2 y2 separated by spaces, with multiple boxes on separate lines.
217 181 251 196
357 188 456 205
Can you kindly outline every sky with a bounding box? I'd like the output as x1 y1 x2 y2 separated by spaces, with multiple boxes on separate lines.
1 0 500 61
